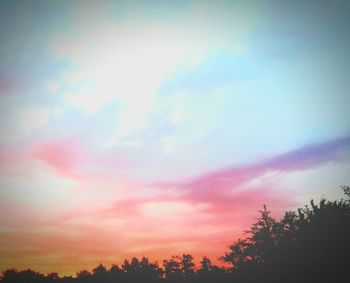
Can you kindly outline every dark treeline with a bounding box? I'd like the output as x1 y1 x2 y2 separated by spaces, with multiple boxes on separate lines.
2 186 350 283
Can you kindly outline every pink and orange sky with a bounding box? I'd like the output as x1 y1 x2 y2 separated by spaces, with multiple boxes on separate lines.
1 0 350 276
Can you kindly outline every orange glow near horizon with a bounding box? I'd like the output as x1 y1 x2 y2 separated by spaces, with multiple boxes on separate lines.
1 0 350 277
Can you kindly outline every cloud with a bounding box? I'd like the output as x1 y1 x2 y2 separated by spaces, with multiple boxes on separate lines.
1 0 350 275
263 135 350 171
140 201 209 219
47 0 259 140
2 136 349 275
16 106 52 135
145 135 350 238
181 135 350 193
32 139 83 177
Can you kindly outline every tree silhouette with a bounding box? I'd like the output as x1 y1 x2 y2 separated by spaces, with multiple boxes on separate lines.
199 257 212 272
1 269 19 283
108 263 123 277
180 254 195 281
76 270 90 278
92 263 106 276
341 184 350 199
1 185 349 283
47 272 60 280
221 186 350 282
122 257 162 282
1 269 45 283
163 256 182 282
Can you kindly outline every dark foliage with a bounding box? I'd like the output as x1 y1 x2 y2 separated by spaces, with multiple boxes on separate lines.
220 185 350 283
2 186 349 283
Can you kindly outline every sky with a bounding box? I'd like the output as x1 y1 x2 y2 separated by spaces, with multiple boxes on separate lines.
1 0 350 276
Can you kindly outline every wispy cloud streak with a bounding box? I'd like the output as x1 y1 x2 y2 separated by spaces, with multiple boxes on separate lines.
179 135 350 193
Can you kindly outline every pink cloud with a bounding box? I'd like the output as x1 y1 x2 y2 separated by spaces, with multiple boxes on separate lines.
182 135 350 193
130 135 350 258
28 136 131 184
261 135 350 171
32 139 83 176
1 136 349 275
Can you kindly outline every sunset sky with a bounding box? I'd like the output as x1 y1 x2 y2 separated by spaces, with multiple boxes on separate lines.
1 0 350 276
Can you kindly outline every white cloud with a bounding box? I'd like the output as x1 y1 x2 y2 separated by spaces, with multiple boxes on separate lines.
16 106 51 135
49 1 258 137
54 27 188 136
0 172 78 211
